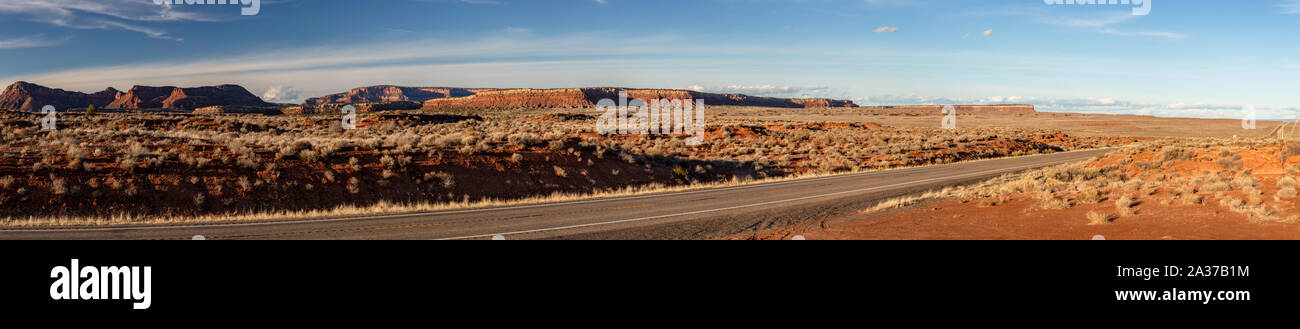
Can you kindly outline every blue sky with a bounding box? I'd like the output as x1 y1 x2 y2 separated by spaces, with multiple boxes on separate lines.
1 0 1298 119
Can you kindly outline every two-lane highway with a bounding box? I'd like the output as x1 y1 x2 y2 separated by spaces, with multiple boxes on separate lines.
0 148 1113 240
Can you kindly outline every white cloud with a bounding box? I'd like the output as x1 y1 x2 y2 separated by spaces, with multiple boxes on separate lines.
262 85 301 103
1045 11 1135 28
503 27 533 35
1099 28 1187 40
0 32 761 100
594 0 608 5
873 26 899 33
0 0 234 40
1282 0 1300 14
863 0 927 8
0 34 69 49
686 85 833 97
982 29 993 37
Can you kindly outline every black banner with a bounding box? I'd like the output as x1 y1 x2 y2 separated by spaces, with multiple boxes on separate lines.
1 241 1292 321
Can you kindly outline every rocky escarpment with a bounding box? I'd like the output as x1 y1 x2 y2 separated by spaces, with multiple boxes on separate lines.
0 81 121 111
0 82 272 112
422 88 859 110
107 84 271 111
304 85 496 105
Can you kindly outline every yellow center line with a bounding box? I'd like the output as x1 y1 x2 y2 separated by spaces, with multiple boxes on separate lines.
609 204 655 211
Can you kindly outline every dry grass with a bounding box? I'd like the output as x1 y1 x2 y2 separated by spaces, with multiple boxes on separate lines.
1 148 1111 227
0 106 1125 226
1086 211 1115 225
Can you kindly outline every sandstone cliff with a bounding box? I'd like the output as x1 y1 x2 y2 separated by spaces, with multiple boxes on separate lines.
304 85 495 105
422 88 859 110
0 81 121 111
0 82 273 112
107 84 271 111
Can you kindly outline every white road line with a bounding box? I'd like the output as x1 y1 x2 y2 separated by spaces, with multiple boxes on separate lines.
437 158 1083 240
0 149 1107 234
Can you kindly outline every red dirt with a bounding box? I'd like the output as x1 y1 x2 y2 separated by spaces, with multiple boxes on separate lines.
744 196 1300 240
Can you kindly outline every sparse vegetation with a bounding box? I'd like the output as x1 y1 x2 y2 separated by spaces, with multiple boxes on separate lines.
1086 211 1114 225
0 107 1122 226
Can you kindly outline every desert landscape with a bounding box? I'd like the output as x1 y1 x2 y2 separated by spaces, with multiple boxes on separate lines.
1 80 1295 239
0 82 1121 226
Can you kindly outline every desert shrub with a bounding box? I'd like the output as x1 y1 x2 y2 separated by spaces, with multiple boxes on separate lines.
425 172 455 188
1230 177 1257 189
1115 196 1135 216
1086 211 1114 225
1277 187 1298 199
1278 177 1297 187
1203 182 1231 192
1040 197 1071 210
1077 188 1104 204
50 177 68 195
1182 194 1203 205
124 141 149 159
1159 146 1195 162
1220 198 1245 209
237 177 252 191
299 150 320 162
347 177 361 194
118 158 138 172
1217 158 1242 170
553 166 568 178
1135 161 1162 170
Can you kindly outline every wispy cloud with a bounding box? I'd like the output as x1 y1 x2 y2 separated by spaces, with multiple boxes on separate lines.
686 84 832 98
968 5 1186 40
0 34 70 49
1099 28 1187 40
1281 0 1300 14
874 26 899 33
0 0 234 40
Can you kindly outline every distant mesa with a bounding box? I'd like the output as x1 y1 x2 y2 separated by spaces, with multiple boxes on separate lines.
303 85 496 106
0 81 120 112
420 87 860 110
0 81 272 111
106 84 271 111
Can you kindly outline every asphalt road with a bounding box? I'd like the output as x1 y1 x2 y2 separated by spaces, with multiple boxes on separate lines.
0 149 1112 240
